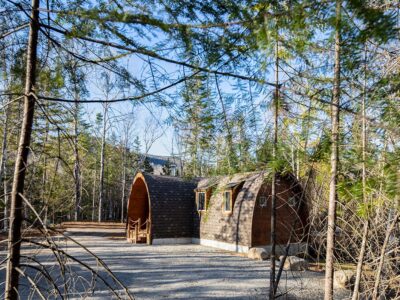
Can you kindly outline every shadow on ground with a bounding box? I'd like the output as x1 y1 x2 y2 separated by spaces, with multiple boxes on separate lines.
0 235 350 299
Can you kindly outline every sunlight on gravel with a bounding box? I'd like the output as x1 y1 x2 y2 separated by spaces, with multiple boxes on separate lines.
62 235 349 299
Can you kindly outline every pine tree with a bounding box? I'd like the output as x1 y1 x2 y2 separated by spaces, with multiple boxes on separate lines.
177 73 215 177
143 157 154 173
162 159 172 176
5 0 40 297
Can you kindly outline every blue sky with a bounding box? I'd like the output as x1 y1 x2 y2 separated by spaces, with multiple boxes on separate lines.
83 53 181 156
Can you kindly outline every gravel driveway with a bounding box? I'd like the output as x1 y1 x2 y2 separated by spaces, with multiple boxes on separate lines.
0 235 350 299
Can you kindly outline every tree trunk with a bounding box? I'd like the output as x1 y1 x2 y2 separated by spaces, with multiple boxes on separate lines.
274 173 312 294
0 100 9 231
42 156 48 224
92 170 96 221
324 1 341 300
269 36 279 300
98 104 108 222
5 0 40 298
291 144 295 175
296 149 300 180
121 144 127 223
351 221 368 300
215 75 234 173
108 186 112 220
372 213 399 299
3 179 8 231
41 111 49 225
352 44 368 300
73 99 81 221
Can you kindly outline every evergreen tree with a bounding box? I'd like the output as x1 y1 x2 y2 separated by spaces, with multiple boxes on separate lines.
177 73 215 177
143 157 154 173
162 159 172 176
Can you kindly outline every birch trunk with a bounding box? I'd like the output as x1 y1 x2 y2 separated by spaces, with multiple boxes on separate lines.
5 0 39 298
324 1 341 299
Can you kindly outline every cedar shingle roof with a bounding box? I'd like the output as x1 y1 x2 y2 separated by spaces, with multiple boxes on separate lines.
140 172 199 239
196 172 265 191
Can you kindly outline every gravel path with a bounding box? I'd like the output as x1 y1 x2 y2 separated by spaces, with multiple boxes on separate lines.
0 235 350 299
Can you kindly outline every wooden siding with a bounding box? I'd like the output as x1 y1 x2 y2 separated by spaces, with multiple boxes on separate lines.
128 171 309 249
251 176 309 247
197 172 265 247
127 175 149 224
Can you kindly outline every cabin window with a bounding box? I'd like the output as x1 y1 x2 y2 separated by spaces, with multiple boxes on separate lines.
197 192 206 211
259 196 267 208
223 191 232 212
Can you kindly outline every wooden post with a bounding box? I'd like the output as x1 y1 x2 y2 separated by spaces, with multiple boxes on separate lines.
126 218 130 241
5 0 40 298
136 218 141 244
146 219 151 245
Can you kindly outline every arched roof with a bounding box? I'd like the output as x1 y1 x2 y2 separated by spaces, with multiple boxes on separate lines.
196 172 267 247
128 172 199 239
195 171 308 248
128 171 308 248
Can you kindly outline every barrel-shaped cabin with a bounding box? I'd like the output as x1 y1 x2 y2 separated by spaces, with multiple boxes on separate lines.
127 171 308 253
126 172 198 244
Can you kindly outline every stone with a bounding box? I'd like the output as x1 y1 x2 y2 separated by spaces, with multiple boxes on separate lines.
334 270 355 289
279 255 309 271
248 247 268 260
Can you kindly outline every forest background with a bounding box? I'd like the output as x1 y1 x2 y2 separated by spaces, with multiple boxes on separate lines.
0 0 399 299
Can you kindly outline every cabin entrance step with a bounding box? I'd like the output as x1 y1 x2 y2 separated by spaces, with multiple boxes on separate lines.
127 217 151 244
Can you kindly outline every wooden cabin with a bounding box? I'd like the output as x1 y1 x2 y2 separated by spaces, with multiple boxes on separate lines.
127 172 198 244
127 171 308 253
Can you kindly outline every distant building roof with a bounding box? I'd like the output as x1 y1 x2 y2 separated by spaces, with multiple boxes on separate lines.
142 154 183 176
145 154 181 166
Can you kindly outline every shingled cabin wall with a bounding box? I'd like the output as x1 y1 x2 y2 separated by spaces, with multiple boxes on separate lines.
196 173 265 251
127 173 199 243
127 171 308 253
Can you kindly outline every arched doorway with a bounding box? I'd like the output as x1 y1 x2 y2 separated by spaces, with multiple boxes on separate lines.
127 174 151 244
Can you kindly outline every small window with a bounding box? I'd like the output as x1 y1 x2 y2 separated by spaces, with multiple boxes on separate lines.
259 196 267 208
223 191 232 212
197 192 206 211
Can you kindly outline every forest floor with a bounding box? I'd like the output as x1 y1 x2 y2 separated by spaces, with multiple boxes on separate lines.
0 234 351 299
